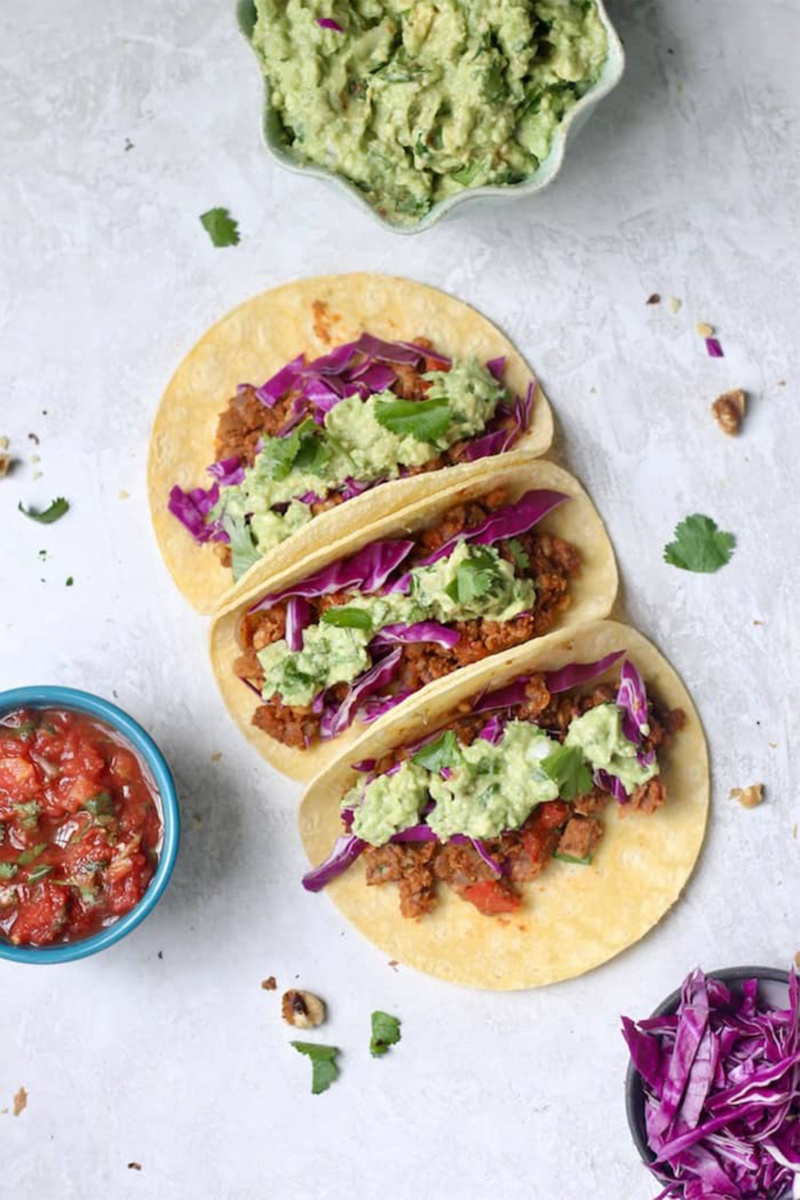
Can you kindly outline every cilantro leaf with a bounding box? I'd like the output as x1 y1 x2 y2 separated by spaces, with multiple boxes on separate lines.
444 547 502 605
412 730 460 772
18 497 70 524
27 864 53 883
664 514 736 573
506 537 530 571
370 1011 402 1058
199 207 240 247
221 512 261 583
0 862 18 880
261 419 329 483
82 791 114 818
290 1042 340 1095
541 744 593 800
374 397 452 443
321 607 373 631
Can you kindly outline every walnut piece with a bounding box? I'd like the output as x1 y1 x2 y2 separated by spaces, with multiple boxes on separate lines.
281 989 326 1029
712 389 746 436
0 453 11 477
260 976 277 991
730 784 763 809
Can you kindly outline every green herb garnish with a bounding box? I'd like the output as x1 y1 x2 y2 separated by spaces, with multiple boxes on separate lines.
664 514 736 573
222 512 261 583
17 843 47 865
370 1011 402 1058
374 397 452 442
321 607 373 631
27 864 53 883
18 497 69 524
290 1042 340 1095
65 576 74 587
412 730 460 773
262 419 329 483
506 538 530 571
554 851 592 866
541 744 593 800
0 862 18 880
444 547 501 605
199 207 240 247
82 792 115 818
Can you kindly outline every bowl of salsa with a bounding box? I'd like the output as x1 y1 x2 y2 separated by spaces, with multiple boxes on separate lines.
0 687 180 963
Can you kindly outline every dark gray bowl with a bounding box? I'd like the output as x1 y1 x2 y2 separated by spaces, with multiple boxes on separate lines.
625 966 792 1195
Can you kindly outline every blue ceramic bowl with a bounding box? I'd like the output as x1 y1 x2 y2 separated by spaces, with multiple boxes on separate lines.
0 686 180 964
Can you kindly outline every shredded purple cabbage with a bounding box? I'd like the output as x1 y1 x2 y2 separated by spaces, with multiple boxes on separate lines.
623 966 800 1199
207 456 245 487
370 622 461 650
358 690 413 725
479 715 505 744
486 356 506 381
545 650 626 696
706 337 724 359
249 540 415 612
285 596 311 652
302 834 365 892
167 482 227 544
316 16 344 31
319 648 403 740
617 659 651 745
462 381 534 462
594 768 628 805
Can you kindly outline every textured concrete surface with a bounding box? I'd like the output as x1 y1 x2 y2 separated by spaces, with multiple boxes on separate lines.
1 2 798 1197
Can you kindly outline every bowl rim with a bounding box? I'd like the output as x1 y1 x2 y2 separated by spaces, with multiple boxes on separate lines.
236 0 626 234
0 685 180 965
624 965 792 1184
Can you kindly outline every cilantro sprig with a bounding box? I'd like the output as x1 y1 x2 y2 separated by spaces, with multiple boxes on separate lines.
374 397 452 442
321 607 373 631
541 744 593 800
412 730 460 773
664 514 736 573
370 1011 402 1058
18 497 69 524
290 1042 340 1095
199 207 240 247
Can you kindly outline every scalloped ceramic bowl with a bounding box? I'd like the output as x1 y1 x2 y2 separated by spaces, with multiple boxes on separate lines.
236 1 625 234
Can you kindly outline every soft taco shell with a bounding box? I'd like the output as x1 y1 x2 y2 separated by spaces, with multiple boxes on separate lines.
148 273 553 614
298 619 709 991
209 457 617 783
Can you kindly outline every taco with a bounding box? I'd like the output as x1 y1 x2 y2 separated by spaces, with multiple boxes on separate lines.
209 458 617 782
298 620 708 990
148 274 553 613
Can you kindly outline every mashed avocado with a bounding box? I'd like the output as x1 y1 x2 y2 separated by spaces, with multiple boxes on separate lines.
252 0 608 223
257 541 534 705
345 704 660 846
215 358 506 573
565 703 659 794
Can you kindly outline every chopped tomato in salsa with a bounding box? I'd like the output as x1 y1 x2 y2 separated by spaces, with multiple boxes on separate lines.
0 708 163 947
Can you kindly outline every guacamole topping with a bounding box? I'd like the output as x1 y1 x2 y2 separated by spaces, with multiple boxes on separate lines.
257 540 535 707
252 0 609 223
212 357 507 574
344 704 659 847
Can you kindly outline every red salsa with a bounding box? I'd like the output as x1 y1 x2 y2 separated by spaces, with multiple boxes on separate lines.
0 707 163 947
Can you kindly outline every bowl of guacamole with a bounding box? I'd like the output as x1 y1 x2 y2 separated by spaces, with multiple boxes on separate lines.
237 0 624 232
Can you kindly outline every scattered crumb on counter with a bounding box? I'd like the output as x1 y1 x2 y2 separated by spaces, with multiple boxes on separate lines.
32 470 42 481
793 825 798 840
730 784 763 809
646 293 661 305
191 813 202 830
753 620 763 626
261 976 277 991
128 1162 142 1171
668 297 682 314
769 742 778 749
157 950 163 960
210 752 222 763
696 322 715 338
31 454 40 464
119 489 130 500
777 379 786 387
65 577 74 587
712 388 746 436
388 960 399 972
0 436 8 450
282 989 326 1029
27 433 39 445
0 454 11 477
12 1087 27 1116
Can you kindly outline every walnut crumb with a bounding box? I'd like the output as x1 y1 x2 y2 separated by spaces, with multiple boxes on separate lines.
646 293 661 305
261 976 277 991
128 1163 142 1171
696 322 715 337
712 388 746 436
730 784 764 809
210 752 222 762
281 989 326 1029
12 1087 27 1116
0 454 11 477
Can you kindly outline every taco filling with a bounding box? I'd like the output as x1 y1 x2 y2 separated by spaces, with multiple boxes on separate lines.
168 335 533 583
233 487 582 748
303 654 685 917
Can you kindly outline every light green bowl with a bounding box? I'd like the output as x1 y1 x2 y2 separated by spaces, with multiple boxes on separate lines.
236 1 625 235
